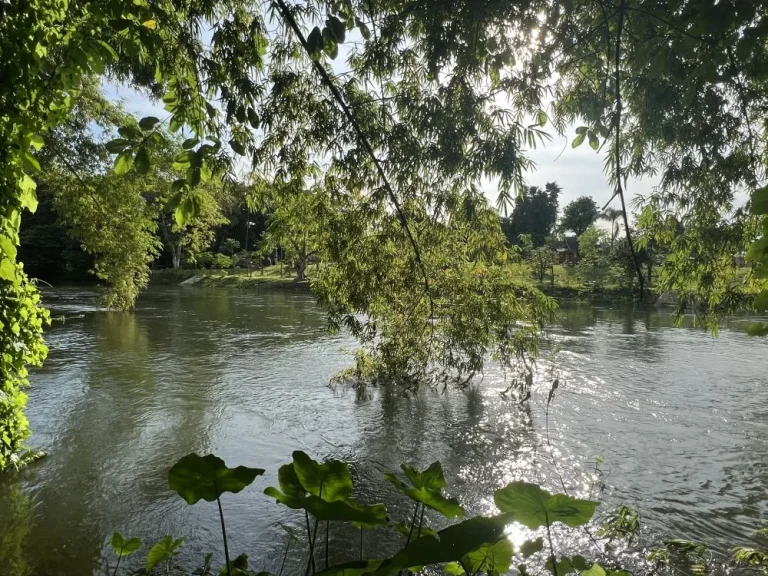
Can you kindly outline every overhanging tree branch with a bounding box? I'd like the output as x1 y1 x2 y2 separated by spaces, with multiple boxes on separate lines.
272 0 432 303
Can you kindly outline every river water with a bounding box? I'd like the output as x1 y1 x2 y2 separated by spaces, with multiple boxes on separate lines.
1 286 767 575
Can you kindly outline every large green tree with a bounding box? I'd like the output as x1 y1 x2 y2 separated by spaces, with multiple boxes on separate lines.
560 196 600 237
501 182 561 247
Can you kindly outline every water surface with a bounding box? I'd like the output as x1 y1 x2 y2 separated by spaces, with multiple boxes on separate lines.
1 286 766 575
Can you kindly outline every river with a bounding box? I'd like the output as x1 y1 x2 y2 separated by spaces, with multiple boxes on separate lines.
1 286 767 575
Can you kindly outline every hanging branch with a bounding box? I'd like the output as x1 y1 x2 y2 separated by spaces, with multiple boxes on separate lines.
272 0 432 303
613 0 645 297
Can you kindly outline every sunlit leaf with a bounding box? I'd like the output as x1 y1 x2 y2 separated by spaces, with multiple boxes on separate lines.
385 462 464 518
493 482 597 529
113 150 134 175
146 536 184 571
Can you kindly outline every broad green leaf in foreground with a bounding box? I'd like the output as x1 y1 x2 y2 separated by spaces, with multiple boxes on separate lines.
385 462 464 518
168 453 264 504
292 450 353 502
146 536 184 571
494 482 597 529
110 532 142 556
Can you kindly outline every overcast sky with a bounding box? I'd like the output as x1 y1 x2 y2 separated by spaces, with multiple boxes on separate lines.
104 81 658 218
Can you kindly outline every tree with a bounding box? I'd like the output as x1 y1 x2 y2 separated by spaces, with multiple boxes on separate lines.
220 238 241 266
560 197 599 236
576 225 608 283
251 179 326 282
501 182 560 247
600 208 624 249
529 246 555 284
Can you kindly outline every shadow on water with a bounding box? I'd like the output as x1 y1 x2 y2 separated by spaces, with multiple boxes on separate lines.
1 288 767 574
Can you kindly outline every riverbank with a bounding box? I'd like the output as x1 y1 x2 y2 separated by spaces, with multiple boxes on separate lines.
150 267 312 292
151 266 662 304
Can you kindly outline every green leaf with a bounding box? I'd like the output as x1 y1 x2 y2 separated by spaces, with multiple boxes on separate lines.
588 131 599 150
520 537 544 558
30 134 44 151
392 521 438 540
356 18 371 40
110 532 142 557
461 538 514 575
247 108 260 129
315 560 383 576
0 235 17 260
114 150 134 175
183 138 199 150
167 453 264 504
118 125 142 139
750 186 768 215
322 28 339 59
746 322 768 337
493 482 597 529
134 146 150 175
443 562 465 575
0 259 16 282
581 563 630 576
326 16 346 43
229 139 246 156
575 126 588 135
105 138 131 153
19 174 38 213
173 150 195 170
571 134 585 148
537 111 547 126
292 451 353 502
187 167 201 187
375 515 510 574
306 27 323 56
146 536 184 571
21 151 40 172
139 116 161 131
384 462 464 518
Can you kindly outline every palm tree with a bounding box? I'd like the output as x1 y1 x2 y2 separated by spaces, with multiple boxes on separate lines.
600 208 623 248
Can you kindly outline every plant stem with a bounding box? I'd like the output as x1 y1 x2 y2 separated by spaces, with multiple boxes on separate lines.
215 493 231 576
405 503 419 546
325 520 329 569
545 513 557 576
112 555 121 576
278 539 291 576
304 511 316 576
416 504 426 539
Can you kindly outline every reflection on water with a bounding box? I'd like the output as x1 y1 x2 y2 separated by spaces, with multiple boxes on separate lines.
1 289 767 574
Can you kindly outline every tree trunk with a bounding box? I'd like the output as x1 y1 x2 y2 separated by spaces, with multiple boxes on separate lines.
295 257 306 281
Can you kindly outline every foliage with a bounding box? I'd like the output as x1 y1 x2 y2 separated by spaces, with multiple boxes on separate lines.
168 453 265 505
146 535 185 573
576 226 607 283
596 506 640 544
494 482 597 530
502 183 561 247
529 245 556 284
560 198 599 237
384 461 464 519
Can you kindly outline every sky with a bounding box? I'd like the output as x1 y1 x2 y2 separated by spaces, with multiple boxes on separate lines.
103 81 659 218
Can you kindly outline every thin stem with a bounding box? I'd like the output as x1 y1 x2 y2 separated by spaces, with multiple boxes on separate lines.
416 504 426 539
112 555 121 576
310 517 320 574
216 494 232 576
304 511 316 576
325 520 329 569
546 513 557 576
278 539 291 576
405 503 420 546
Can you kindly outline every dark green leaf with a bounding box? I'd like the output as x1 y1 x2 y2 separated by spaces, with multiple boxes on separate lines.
326 16 346 43
520 537 544 558
575 126 588 135
168 453 264 504
462 538 514 575
750 186 768 215
306 27 323 56
571 134 585 148
356 18 371 40
247 108 260 129
21 151 40 172
537 111 547 126
105 138 131 153
173 150 195 170
229 139 246 156
110 532 142 557
118 125 142 139
545 555 587 575
493 482 597 529
182 138 200 150
134 146 150 175
139 116 161 131
588 131 599 151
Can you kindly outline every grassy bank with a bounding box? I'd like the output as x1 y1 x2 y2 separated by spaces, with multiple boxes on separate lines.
150 266 312 292
536 265 659 304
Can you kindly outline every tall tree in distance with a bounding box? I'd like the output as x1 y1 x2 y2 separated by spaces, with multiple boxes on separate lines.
560 196 599 236
501 182 560 247
600 207 624 248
